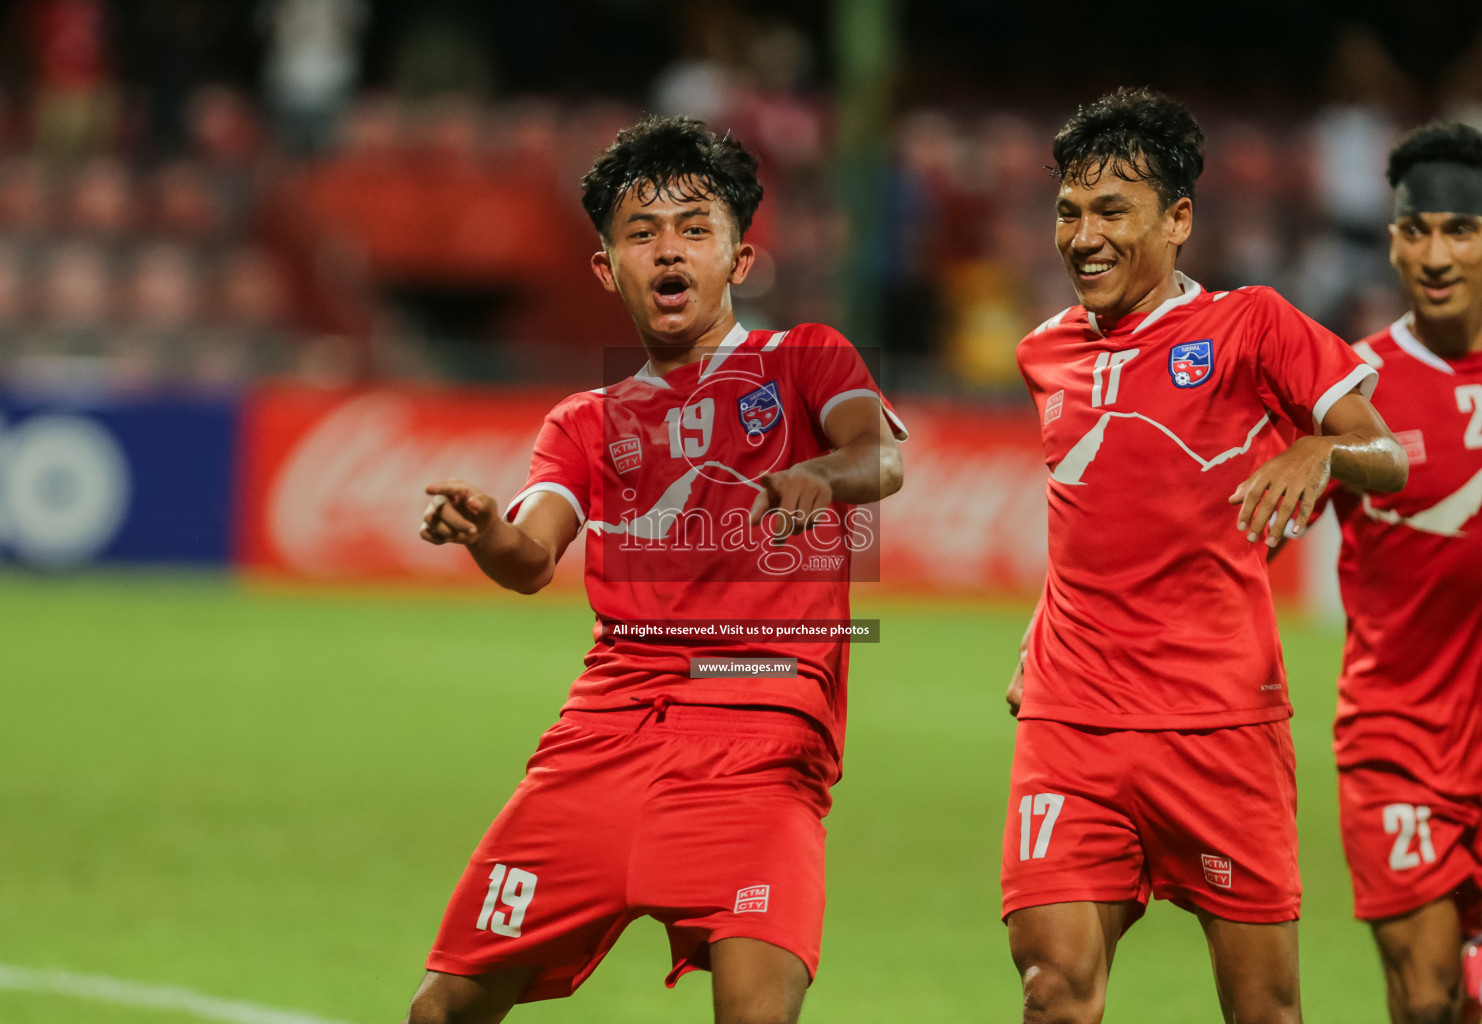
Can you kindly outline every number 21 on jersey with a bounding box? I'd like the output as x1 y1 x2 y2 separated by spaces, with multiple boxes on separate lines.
1019 792 1066 860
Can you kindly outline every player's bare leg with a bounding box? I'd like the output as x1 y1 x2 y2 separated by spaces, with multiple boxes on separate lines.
1372 898 1465 1024
403 966 543 1024
1007 900 1132 1023
710 937 810 1024
1197 911 1301 1024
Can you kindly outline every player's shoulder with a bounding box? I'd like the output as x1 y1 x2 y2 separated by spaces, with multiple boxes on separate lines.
1195 285 1332 346
1019 305 1087 346
543 387 606 428
1215 284 1310 324
1351 324 1399 369
760 321 852 351
1197 283 1288 318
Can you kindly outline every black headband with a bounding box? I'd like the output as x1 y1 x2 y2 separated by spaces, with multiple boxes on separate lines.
1394 161 1482 219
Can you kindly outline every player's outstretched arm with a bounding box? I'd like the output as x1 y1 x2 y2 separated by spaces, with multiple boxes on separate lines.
748 397 904 544
420 480 580 594
1228 392 1407 547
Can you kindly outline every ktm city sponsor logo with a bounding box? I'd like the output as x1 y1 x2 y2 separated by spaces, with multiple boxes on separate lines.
608 436 643 474
734 885 771 914
1044 390 1064 425
1201 853 1233 889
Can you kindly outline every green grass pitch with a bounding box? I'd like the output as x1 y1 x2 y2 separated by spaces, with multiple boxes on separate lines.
0 573 1384 1022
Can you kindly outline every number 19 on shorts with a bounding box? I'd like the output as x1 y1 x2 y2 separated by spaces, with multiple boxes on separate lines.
1019 793 1065 861
476 864 538 938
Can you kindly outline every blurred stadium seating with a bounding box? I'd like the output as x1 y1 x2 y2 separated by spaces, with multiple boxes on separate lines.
2 1 1478 397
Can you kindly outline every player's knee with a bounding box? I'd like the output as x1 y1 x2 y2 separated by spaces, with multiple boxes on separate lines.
405 988 505 1024
1397 996 1454 1024
405 993 452 1024
405 994 457 1024
1222 988 1301 1024
1019 962 1106 1024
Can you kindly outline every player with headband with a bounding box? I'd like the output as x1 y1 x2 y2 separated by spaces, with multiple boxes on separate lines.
1326 121 1482 1024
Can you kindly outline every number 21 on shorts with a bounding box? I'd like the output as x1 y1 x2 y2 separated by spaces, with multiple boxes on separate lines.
476 863 538 937
1383 803 1437 871
1019 793 1066 860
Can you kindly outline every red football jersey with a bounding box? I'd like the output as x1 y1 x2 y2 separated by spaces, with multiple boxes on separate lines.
1017 273 1376 729
505 322 907 757
1332 317 1482 792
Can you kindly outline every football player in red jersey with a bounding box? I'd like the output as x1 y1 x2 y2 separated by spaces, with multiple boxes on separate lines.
1325 121 1482 1024
401 116 905 1024
1002 87 1408 1024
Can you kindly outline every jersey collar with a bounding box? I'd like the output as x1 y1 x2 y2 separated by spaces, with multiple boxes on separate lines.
699 322 750 379
1391 313 1457 376
1087 271 1203 337
631 322 750 388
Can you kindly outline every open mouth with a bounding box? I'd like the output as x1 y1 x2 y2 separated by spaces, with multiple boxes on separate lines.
1075 260 1114 281
653 273 692 310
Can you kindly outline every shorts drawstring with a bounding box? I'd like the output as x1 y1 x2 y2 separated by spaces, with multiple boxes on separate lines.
634 694 672 730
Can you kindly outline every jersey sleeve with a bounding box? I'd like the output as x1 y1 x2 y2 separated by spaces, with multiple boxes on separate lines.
504 397 591 524
787 323 908 440
1246 288 1378 434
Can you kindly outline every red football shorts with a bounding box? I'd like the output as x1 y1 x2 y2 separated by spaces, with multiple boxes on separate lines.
1002 719 1301 925
425 703 838 1002
1338 762 1482 923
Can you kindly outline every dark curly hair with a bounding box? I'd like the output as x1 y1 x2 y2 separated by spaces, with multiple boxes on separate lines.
1387 121 1482 187
1052 87 1205 210
580 115 763 242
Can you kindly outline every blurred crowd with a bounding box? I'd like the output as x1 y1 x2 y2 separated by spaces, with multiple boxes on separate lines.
1 0 1481 395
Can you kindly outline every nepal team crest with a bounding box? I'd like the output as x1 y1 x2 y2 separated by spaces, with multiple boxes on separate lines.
1169 339 1214 388
738 381 783 435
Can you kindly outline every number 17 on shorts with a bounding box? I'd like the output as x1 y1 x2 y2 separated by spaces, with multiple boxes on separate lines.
1018 793 1066 860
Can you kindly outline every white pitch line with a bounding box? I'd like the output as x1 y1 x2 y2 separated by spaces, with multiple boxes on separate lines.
0 963 360 1024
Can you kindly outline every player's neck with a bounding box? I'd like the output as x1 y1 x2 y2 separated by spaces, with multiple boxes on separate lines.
1411 306 1482 358
1092 274 1184 332
640 311 741 376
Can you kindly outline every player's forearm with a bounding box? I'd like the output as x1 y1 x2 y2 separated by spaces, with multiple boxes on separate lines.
796 434 904 505
1322 431 1408 494
467 519 558 594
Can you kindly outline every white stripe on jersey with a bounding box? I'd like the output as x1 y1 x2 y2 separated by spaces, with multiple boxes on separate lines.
505 481 586 524
1052 412 1273 485
697 323 752 379
1313 364 1379 432
1351 341 1383 368
1033 308 1073 335
1391 314 1455 376
1362 469 1482 537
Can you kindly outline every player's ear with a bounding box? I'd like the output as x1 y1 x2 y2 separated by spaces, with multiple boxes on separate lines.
1166 196 1193 247
591 247 618 292
728 241 755 286
1387 222 1401 270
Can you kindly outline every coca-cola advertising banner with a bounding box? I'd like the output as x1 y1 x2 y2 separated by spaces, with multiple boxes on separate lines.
236 387 575 583
233 385 1309 600
233 386 1057 594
